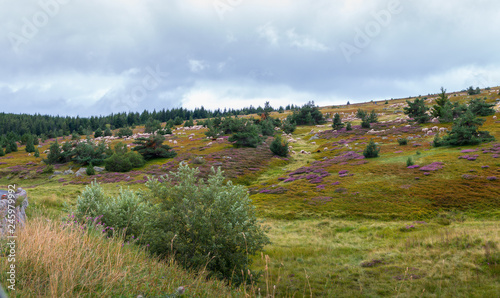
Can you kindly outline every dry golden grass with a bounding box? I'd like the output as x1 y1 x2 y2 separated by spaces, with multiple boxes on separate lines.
0 217 240 297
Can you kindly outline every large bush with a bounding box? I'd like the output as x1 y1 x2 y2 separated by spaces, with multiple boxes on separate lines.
141 165 270 283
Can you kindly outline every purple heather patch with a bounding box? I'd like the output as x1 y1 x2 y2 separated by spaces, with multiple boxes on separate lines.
316 184 326 190
486 176 498 181
394 151 403 153
461 149 477 153
407 165 420 169
338 170 349 175
462 174 476 180
331 181 340 185
419 162 444 172
481 165 490 169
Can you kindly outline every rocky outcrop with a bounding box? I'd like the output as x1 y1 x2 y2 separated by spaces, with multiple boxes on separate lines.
0 188 28 236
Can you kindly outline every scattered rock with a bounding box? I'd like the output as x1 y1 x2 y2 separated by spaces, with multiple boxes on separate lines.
94 166 105 172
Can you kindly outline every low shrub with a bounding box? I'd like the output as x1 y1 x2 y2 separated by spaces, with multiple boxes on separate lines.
398 138 408 145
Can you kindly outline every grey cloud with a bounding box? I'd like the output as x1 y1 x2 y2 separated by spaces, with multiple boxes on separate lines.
0 0 499 116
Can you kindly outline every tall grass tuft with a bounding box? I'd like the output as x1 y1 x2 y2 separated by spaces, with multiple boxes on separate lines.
0 217 239 297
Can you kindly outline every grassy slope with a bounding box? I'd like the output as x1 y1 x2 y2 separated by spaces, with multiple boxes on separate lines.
0 88 499 297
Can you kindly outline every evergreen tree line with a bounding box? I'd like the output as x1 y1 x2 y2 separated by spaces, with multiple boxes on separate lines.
0 104 289 140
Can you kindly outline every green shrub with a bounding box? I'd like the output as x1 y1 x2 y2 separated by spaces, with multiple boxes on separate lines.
75 181 157 240
346 122 352 131
397 138 408 145
141 165 270 284
105 153 133 172
86 163 95 176
126 152 145 168
363 140 380 158
42 165 54 174
270 135 289 157
406 157 414 167
361 119 371 128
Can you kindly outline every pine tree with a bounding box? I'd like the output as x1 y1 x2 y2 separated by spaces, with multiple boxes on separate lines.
0 146 4 157
363 140 380 158
34 148 40 158
45 141 62 164
403 98 430 124
332 113 344 130
133 135 177 160
25 138 35 153
439 101 454 123
346 122 352 131
468 98 496 116
8 139 18 152
104 127 113 137
94 127 103 138
368 110 378 123
440 109 495 146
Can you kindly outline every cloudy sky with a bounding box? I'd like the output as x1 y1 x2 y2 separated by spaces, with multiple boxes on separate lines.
1 0 500 117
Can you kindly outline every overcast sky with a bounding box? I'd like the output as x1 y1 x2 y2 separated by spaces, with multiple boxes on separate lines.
1 0 500 117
